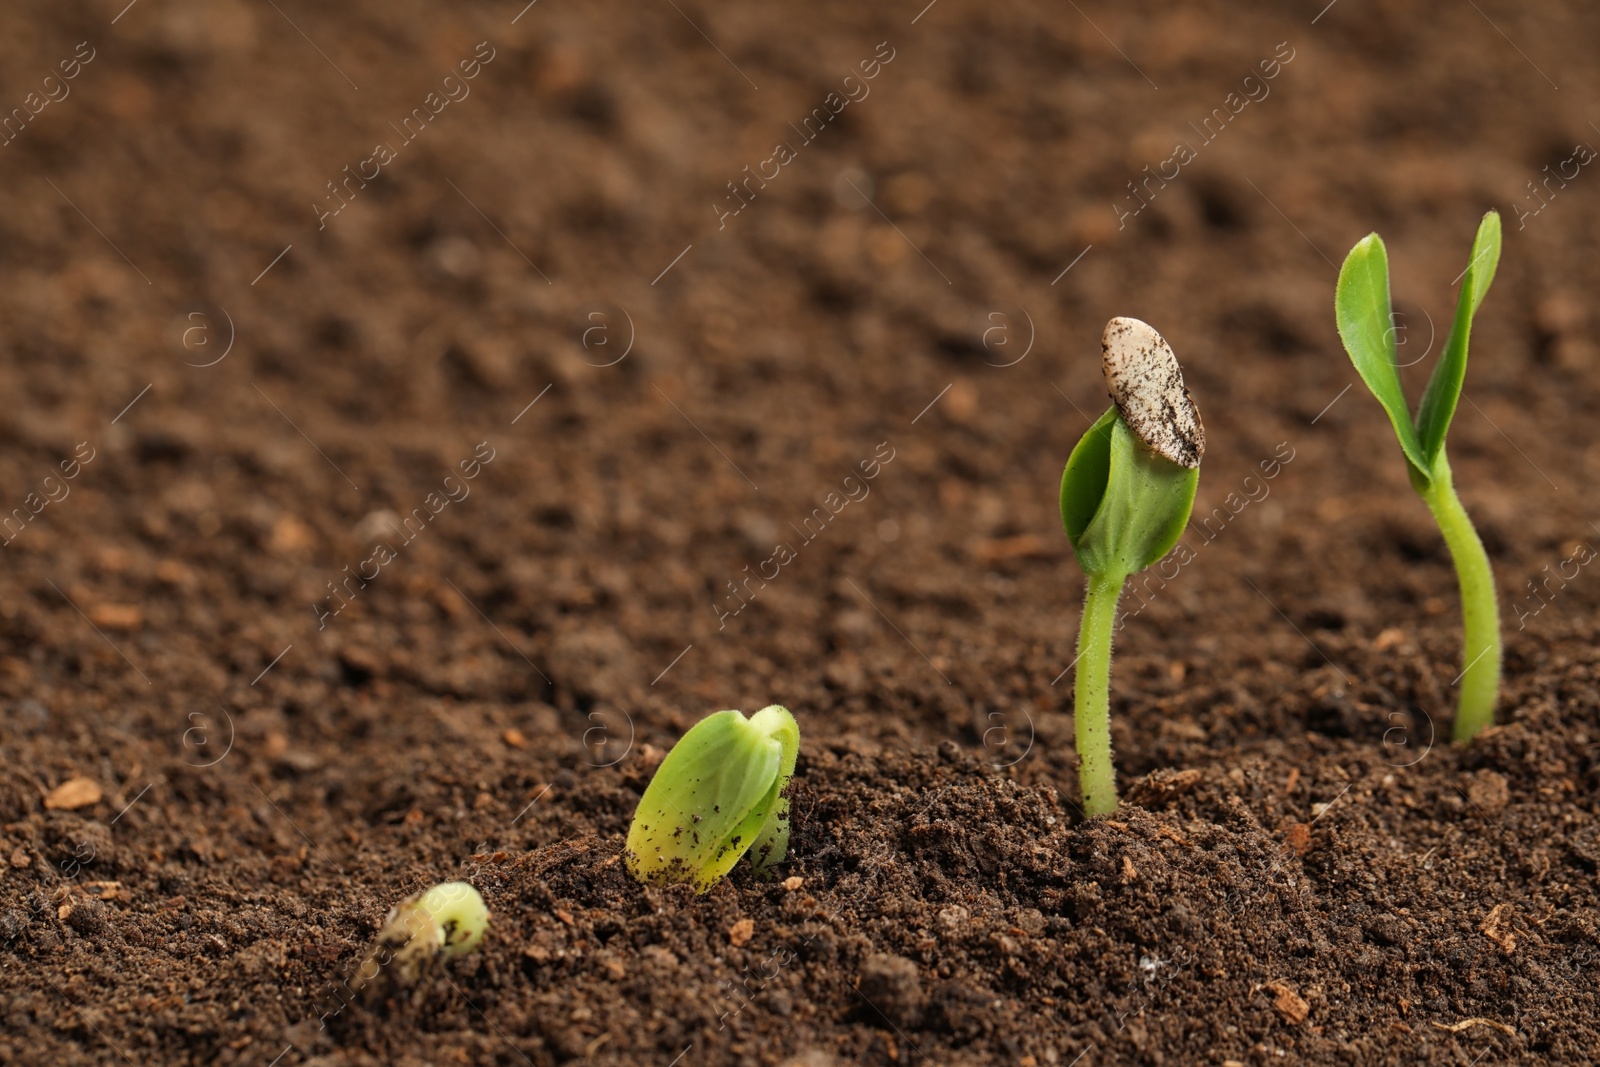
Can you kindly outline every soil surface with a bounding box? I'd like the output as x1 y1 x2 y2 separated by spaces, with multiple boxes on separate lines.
3 1 1600 1065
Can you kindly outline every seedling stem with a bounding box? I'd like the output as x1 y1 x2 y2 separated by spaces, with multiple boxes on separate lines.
1075 570 1125 816
1335 211 1504 741
1415 455 1500 741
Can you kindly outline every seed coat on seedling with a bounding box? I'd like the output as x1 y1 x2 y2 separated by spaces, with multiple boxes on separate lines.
1102 316 1206 469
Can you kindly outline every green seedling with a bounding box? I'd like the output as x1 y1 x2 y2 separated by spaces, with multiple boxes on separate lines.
1335 211 1503 742
355 880 489 991
1060 318 1205 817
626 705 799 892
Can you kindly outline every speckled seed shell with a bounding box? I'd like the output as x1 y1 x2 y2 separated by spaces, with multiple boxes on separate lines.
1101 317 1206 469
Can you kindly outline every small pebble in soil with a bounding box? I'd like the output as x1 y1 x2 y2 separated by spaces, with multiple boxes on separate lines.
857 953 923 1028
61 897 109 937
1366 915 1407 946
17 698 48 730
0 908 29 942
1263 979 1310 1024
936 904 970 939
1467 770 1510 815
44 777 102 811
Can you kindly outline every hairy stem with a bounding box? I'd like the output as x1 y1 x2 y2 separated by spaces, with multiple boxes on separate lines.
1417 454 1501 742
1074 570 1126 817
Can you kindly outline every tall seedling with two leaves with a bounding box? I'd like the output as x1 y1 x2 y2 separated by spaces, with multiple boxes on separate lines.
1335 211 1503 742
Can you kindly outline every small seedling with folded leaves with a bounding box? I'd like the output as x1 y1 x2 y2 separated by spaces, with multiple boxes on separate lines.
626 705 799 891
350 881 489 999
1060 318 1204 817
1335 211 1503 742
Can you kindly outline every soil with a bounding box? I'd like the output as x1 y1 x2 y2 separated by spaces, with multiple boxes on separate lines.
2 1 1599 1064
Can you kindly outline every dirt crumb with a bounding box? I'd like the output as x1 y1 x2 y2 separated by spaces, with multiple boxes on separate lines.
1468 770 1510 815
43 777 102 810
1264 980 1310 1024
858 953 923 1028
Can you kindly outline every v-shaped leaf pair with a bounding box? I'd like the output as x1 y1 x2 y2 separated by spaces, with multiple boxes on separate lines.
1334 211 1501 481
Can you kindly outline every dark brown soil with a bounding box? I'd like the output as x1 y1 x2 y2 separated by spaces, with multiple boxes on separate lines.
3 1 1599 1064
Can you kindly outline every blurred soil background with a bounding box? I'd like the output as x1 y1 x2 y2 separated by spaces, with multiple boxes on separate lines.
2 1 1599 1064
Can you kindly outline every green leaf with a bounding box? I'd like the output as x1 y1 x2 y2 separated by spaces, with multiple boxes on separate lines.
1060 407 1116 547
1061 407 1198 580
1416 210 1501 468
743 705 799 877
626 705 799 892
1336 233 1429 479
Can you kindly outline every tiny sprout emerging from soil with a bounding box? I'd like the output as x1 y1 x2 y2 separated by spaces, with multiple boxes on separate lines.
626 705 799 892
1336 211 1503 743
1060 318 1204 818
354 881 488 992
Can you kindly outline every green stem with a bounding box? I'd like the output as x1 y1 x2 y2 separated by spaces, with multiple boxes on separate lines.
1416 454 1501 742
1074 570 1126 817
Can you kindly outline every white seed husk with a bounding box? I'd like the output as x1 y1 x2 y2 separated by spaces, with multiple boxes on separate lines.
1100 316 1205 469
